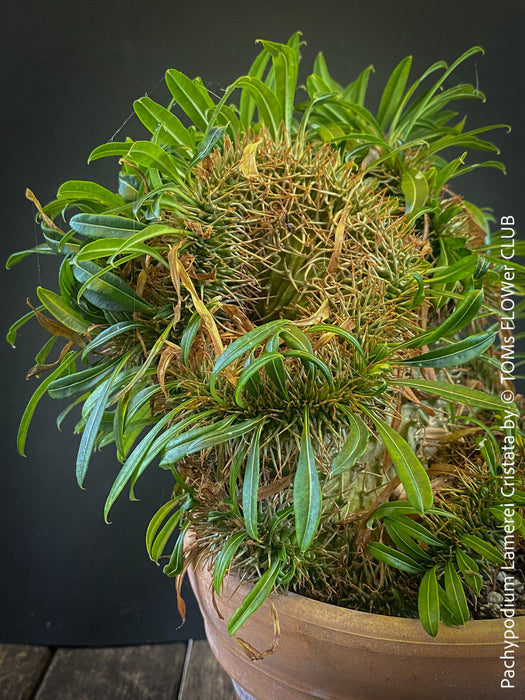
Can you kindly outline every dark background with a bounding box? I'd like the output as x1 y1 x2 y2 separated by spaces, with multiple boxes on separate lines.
1 0 523 646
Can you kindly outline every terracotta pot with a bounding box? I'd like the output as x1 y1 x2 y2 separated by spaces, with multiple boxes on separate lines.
188 560 525 700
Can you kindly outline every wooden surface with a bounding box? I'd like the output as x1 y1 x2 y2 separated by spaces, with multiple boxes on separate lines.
0 641 238 700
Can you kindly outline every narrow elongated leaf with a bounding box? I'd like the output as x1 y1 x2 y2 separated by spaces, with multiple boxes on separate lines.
294 409 322 552
180 312 201 366
391 378 512 412
133 96 192 148
150 509 184 564
385 514 444 547
383 518 433 562
145 498 179 559
6 244 55 268
242 424 264 540
163 526 188 577
76 354 131 487
75 237 168 268
258 39 299 131
444 561 469 624
398 331 495 368
455 548 482 593
18 351 80 456
332 409 369 474
401 167 429 213
81 321 145 361
57 181 123 208
37 287 92 334
307 323 366 361
233 76 282 137
235 352 283 407
213 532 248 595
48 357 121 399
227 558 282 636
88 141 133 162
360 407 433 513
282 350 334 388
210 320 292 398
160 417 262 466
367 542 425 574
126 141 183 182
418 567 440 637
400 289 484 349
165 69 215 131
430 254 478 284
73 260 151 312
460 534 505 564
263 334 289 398
160 416 236 464
377 56 412 130
7 308 43 347
70 214 146 240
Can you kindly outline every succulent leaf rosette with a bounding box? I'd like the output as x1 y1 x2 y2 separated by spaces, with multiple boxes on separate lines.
9 34 525 638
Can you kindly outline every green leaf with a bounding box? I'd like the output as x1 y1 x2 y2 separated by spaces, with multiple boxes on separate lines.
401 167 429 213
377 55 412 130
210 319 292 399
418 567 440 637
444 561 469 624
75 237 168 268
126 141 183 183
213 532 248 595
180 312 202 366
332 409 369 474
48 357 121 399
150 508 184 564
133 96 193 148
360 407 433 513
398 331 495 369
159 417 262 466
460 534 505 564
263 335 289 399
69 214 146 239
17 351 80 456
163 526 188 577
391 378 512 413
367 542 425 574
190 127 225 167
307 324 366 362
227 558 282 636
6 244 55 269
165 69 215 132
37 287 92 335
384 514 444 547
430 254 478 285
72 260 151 312
76 353 131 487
88 141 133 162
146 499 180 558
233 76 282 137
257 38 299 131
455 548 482 594
103 408 185 521
294 409 322 552
282 350 334 389
81 321 145 362
57 181 123 208
399 289 484 349
7 307 44 347
383 517 433 562
242 423 264 541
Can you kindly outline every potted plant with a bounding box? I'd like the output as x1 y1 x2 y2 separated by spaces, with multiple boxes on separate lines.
8 33 524 698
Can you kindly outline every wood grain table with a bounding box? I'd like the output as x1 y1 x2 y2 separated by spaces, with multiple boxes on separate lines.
0 640 238 699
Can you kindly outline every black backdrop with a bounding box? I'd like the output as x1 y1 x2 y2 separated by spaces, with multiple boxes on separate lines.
1 0 523 646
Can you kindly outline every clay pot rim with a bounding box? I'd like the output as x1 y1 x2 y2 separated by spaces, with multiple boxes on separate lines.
191 560 525 647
